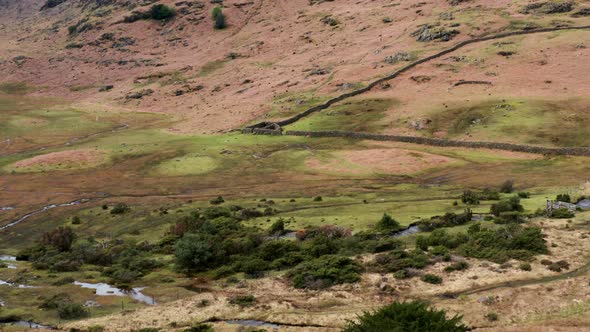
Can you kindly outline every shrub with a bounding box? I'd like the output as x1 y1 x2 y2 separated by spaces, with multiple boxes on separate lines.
461 190 479 205
375 213 401 233
235 257 269 278
485 312 498 322
42 227 76 252
269 219 285 235
393 269 410 279
175 233 220 271
519 262 531 271
550 207 574 219
343 301 468 332
58 303 90 320
500 180 514 193
444 261 469 273
72 216 81 225
288 255 362 289
417 210 472 232
212 6 226 29
556 193 571 203
228 295 256 307
40 293 72 309
517 192 530 198
373 249 431 272
494 211 525 224
421 274 443 284
183 325 213 332
313 196 323 202
150 4 176 20
209 196 224 205
110 203 130 214
490 196 523 217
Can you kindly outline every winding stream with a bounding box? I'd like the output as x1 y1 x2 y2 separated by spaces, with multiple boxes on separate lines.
0 198 94 231
74 281 156 305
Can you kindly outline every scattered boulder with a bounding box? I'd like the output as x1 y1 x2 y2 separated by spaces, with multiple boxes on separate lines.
412 25 459 42
125 89 153 99
411 75 432 83
571 8 590 17
99 85 114 92
382 17 393 23
384 52 415 64
40 0 67 10
521 1 575 14
320 16 339 26
12 55 28 66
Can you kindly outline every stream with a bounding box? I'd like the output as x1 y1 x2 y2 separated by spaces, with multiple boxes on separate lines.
0 320 54 329
0 198 94 231
74 281 156 305
225 319 279 330
391 225 420 237
0 255 17 269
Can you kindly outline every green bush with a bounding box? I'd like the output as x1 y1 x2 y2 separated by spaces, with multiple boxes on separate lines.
343 301 468 332
40 293 72 309
375 213 401 233
556 193 571 203
494 211 525 224
417 210 472 232
373 249 430 273
110 203 130 214
174 233 220 271
421 273 443 284
209 196 224 205
228 295 256 307
519 262 532 271
500 180 514 193
461 190 479 205
444 261 469 273
269 219 285 235
517 192 530 198
183 325 213 332
485 312 498 321
490 196 523 217
58 303 90 320
212 6 226 29
150 4 176 20
287 255 362 289
550 207 574 219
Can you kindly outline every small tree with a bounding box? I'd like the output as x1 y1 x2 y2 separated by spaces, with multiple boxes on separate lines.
41 227 76 252
343 301 468 332
500 180 514 193
175 233 219 272
269 218 285 235
212 6 226 29
376 213 401 233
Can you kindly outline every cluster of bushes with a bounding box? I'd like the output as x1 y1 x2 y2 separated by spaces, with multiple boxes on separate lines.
18 226 161 288
416 209 472 231
550 207 575 219
490 196 524 216
416 223 547 264
461 188 500 204
168 206 406 288
40 293 89 320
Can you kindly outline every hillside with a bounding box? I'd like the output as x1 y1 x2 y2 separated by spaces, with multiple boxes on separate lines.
2 0 590 331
